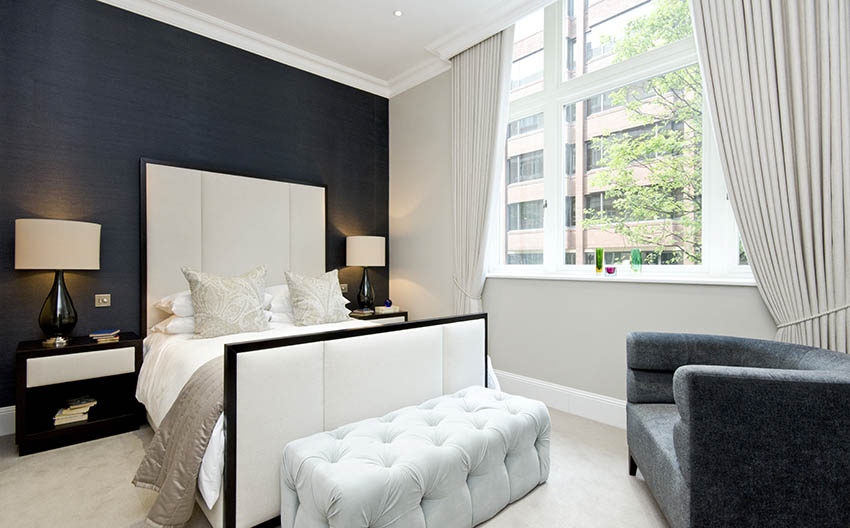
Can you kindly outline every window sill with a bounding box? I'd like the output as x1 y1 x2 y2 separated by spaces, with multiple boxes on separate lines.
486 269 757 287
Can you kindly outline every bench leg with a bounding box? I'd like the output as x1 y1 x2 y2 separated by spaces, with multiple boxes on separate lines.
628 450 637 476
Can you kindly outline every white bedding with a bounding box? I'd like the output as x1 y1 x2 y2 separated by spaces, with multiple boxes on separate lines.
136 319 374 509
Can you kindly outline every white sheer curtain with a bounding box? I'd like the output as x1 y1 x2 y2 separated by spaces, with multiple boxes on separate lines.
692 0 850 351
450 27 514 316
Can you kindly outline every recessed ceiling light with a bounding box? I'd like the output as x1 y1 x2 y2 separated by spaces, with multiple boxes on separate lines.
393 10 403 17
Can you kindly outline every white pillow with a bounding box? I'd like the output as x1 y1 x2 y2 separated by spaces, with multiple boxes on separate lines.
154 290 194 317
155 289 272 316
285 270 351 326
151 315 195 335
182 266 270 338
266 284 294 315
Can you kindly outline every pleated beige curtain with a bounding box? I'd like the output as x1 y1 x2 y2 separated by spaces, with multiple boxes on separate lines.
450 28 514 315
691 0 850 351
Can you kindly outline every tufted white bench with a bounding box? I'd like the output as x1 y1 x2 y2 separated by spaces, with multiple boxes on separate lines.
280 386 550 528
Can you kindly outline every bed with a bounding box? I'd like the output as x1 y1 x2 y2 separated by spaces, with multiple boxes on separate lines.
139 160 488 528
136 318 374 510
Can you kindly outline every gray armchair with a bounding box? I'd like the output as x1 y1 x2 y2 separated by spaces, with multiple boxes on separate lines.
626 332 850 528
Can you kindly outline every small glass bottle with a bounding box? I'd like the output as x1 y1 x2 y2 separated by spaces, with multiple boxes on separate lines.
595 248 604 273
630 249 642 272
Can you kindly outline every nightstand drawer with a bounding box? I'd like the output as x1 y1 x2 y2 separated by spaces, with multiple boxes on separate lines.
26 346 136 388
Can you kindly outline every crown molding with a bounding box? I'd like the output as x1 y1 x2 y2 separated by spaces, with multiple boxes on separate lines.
387 57 452 98
99 0 549 99
426 0 556 61
98 0 392 97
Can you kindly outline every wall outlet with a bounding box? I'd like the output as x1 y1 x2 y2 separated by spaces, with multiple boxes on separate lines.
95 294 111 307
340 283 348 293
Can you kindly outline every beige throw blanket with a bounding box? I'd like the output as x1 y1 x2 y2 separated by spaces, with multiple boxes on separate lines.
133 356 223 528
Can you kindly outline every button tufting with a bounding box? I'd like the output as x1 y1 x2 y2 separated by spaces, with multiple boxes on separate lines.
283 389 551 528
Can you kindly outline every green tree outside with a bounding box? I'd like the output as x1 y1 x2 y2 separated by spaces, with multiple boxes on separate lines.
582 0 702 264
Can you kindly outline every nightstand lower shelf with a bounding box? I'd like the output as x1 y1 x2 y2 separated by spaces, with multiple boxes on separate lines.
19 413 141 456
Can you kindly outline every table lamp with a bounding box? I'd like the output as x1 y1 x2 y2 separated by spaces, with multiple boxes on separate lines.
346 236 385 313
15 219 101 346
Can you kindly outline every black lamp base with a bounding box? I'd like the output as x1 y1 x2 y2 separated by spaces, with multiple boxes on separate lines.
357 267 374 310
39 270 77 347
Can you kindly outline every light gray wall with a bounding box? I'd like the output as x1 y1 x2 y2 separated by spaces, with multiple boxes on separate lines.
388 72 777 400
484 278 776 400
389 72 454 320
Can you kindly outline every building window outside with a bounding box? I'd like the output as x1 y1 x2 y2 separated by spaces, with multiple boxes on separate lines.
565 103 576 124
511 50 544 91
508 113 544 138
565 195 577 227
507 150 544 185
510 10 545 100
507 252 544 265
565 143 576 176
566 38 576 72
507 200 544 231
495 0 750 281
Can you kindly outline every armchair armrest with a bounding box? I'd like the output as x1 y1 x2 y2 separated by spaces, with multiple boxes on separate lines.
672 365 850 525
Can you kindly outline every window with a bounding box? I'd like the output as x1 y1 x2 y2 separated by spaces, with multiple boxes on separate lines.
565 196 576 227
511 50 544 91
510 10 544 100
507 150 544 184
565 38 576 73
584 1 657 69
508 113 544 138
565 143 576 176
564 103 576 124
493 0 752 283
507 252 544 265
508 200 544 231
585 140 603 170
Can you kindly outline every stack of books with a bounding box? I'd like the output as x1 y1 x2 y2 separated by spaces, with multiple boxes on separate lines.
89 329 120 343
54 396 97 427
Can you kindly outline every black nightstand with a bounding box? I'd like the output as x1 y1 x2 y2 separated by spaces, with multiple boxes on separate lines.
15 333 143 455
349 311 409 324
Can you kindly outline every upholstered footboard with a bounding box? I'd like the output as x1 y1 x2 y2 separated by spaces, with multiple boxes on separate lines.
222 314 488 528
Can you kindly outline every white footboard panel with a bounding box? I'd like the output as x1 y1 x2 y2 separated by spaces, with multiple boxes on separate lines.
223 313 488 528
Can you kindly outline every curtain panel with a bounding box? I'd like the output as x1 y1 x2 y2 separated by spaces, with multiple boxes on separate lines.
450 28 514 316
691 0 850 351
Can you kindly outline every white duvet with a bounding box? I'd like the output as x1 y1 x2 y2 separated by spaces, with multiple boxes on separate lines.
136 319 374 509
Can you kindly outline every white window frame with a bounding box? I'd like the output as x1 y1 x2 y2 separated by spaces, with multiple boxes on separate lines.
488 1 754 286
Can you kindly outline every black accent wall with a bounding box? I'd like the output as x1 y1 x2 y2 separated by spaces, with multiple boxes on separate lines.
0 0 389 406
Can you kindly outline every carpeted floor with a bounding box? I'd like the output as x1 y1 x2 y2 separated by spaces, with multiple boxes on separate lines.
0 408 668 528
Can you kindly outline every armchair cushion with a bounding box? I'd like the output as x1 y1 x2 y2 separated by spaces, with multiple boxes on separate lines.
626 404 689 528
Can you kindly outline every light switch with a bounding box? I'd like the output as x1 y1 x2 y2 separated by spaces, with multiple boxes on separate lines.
95 294 111 307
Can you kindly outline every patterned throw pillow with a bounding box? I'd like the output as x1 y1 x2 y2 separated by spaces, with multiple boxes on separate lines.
285 270 351 326
181 265 270 338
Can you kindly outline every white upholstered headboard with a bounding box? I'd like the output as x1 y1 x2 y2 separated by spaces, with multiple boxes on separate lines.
142 161 326 333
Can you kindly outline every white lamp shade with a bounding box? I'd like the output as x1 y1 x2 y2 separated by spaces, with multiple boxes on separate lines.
15 219 101 270
346 236 385 267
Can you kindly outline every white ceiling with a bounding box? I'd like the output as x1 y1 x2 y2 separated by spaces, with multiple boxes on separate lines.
101 0 553 97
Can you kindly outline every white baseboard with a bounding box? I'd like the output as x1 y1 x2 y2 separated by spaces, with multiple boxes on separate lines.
0 406 14 436
494 370 626 429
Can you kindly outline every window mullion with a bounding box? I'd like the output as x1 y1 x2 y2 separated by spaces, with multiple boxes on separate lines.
541 0 563 269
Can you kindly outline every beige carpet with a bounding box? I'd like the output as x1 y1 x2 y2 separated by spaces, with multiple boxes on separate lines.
0 409 668 528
